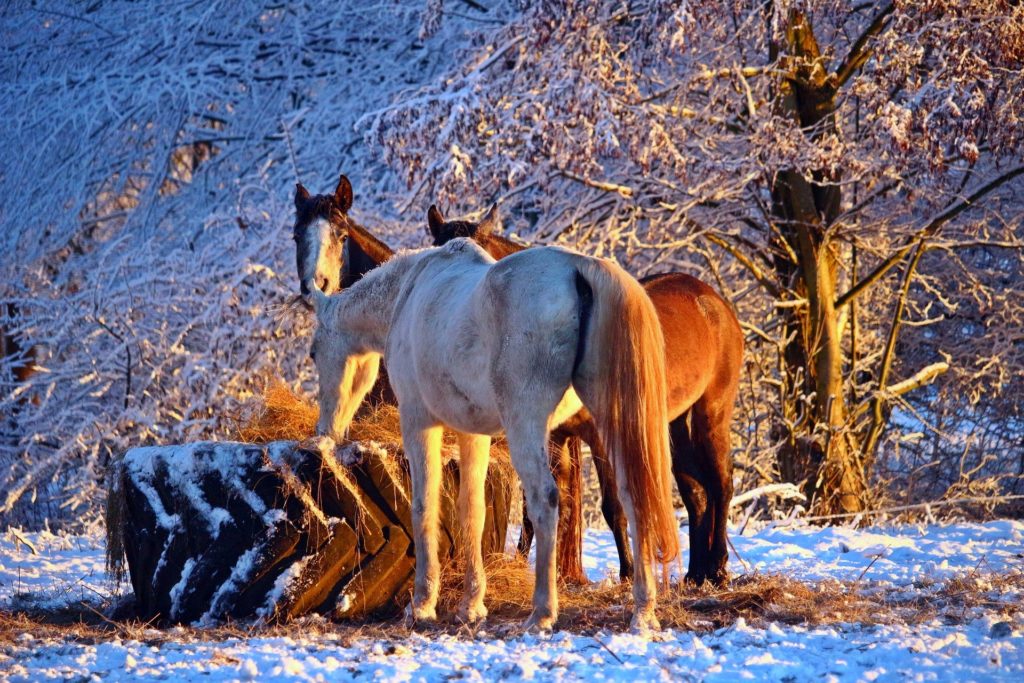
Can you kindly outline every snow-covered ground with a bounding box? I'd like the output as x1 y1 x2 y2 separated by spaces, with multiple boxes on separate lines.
2 521 1022 681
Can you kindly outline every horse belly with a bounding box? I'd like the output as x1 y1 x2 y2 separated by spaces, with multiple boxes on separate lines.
407 343 501 436
423 381 503 436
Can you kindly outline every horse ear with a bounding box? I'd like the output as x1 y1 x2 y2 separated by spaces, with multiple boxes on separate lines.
477 203 501 237
295 183 310 207
427 205 446 240
334 175 353 213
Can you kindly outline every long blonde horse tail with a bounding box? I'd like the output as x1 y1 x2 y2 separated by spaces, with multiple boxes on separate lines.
572 258 679 568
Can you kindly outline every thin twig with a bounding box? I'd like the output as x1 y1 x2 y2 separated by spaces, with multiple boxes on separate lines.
727 534 751 575
592 634 624 664
855 553 883 583
8 528 38 555
771 494 1024 526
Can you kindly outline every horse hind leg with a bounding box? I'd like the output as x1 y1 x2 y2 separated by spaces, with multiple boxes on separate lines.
503 415 562 631
610 457 660 632
486 280 578 629
692 400 735 586
578 418 633 581
670 412 714 585
516 431 585 588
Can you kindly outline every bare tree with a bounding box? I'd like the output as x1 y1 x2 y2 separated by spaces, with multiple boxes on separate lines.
0 0 511 526
368 0 1024 514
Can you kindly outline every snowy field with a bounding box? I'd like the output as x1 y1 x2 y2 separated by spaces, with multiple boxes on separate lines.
1 520 1022 681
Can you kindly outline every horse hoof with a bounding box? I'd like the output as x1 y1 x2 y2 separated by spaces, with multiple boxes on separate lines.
523 611 555 633
630 610 660 635
457 602 488 624
685 571 713 587
404 602 438 627
687 569 730 588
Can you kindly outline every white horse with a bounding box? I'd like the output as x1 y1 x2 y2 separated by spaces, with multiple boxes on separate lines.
309 238 678 631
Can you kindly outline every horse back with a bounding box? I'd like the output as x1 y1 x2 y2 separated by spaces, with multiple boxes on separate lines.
640 272 743 415
386 241 505 433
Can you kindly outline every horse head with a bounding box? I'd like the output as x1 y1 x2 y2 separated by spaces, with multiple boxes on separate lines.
293 174 354 299
426 204 501 247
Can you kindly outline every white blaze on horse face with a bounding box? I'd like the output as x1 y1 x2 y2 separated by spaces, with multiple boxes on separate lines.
304 218 342 296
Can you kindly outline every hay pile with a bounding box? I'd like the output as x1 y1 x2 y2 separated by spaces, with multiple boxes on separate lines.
233 379 320 444
233 376 517 505
234 378 509 458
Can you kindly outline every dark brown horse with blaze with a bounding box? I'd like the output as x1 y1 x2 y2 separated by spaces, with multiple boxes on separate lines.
427 204 744 585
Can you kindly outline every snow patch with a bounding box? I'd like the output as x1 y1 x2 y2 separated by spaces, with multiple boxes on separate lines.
168 558 195 620
2 521 1023 679
257 555 312 620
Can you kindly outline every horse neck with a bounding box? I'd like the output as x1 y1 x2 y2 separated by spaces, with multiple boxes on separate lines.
348 219 395 265
341 219 396 288
341 240 378 288
482 233 526 260
333 251 420 350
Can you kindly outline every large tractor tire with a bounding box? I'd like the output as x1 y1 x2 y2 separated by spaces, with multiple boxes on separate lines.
106 440 512 624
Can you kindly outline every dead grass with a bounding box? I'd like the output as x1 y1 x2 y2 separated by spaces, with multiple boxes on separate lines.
439 558 1024 634
5 569 1019 647
232 377 409 447
234 378 320 443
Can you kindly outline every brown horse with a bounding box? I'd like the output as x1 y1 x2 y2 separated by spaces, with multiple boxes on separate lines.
292 176 400 405
427 204 744 585
293 176 394 299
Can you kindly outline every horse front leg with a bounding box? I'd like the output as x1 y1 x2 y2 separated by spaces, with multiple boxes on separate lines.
456 432 491 623
401 409 444 623
616 474 660 633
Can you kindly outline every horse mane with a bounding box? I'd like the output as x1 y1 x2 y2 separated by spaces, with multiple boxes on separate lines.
480 232 526 260
346 217 395 265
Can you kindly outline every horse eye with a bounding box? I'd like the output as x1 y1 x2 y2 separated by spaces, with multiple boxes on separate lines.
310 348 317 361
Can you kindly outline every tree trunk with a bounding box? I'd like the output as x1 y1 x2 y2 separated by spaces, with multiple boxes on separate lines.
769 9 867 515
